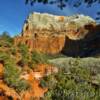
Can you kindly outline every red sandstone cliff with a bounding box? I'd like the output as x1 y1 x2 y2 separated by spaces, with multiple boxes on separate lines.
14 35 65 54
15 12 100 56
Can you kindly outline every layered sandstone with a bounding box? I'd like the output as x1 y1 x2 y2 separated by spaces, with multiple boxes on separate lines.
15 12 100 55
22 12 96 40
15 35 65 54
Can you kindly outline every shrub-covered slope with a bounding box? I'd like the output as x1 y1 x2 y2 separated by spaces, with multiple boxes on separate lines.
0 32 100 100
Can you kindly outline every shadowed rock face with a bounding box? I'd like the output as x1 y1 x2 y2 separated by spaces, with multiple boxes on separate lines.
15 12 100 56
61 24 100 57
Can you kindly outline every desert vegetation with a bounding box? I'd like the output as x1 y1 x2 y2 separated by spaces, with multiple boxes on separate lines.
46 57 100 100
0 32 50 99
0 32 100 99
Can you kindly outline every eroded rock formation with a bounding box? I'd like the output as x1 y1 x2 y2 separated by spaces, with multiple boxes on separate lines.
62 24 100 57
15 12 100 56
22 12 96 40
15 35 65 54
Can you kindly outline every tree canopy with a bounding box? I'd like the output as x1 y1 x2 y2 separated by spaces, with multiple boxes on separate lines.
25 0 100 20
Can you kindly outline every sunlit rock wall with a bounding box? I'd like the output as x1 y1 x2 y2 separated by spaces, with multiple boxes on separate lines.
15 12 99 56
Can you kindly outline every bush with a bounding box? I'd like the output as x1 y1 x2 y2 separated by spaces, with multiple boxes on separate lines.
31 51 48 64
40 79 47 88
0 32 14 47
4 60 30 92
0 51 30 93
10 47 17 55
43 58 100 100
18 44 30 66
43 71 100 100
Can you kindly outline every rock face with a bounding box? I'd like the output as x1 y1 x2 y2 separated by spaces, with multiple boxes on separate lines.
62 24 100 57
15 12 100 56
15 35 65 54
22 12 96 40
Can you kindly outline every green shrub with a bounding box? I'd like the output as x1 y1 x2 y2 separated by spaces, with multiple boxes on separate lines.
40 79 47 88
43 71 100 100
43 57 100 100
18 44 30 66
10 47 17 55
0 51 30 93
0 32 14 47
4 61 30 92
31 51 48 64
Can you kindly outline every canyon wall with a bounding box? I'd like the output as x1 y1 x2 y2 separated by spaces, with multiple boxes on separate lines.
15 12 100 56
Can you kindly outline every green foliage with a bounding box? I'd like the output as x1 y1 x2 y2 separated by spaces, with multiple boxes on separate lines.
0 51 30 93
18 43 30 66
45 53 66 60
0 30 100 99
10 47 17 55
18 43 28 55
0 51 9 61
42 58 100 100
31 51 48 64
4 61 30 92
40 79 47 88
43 72 100 100
1 32 13 42
25 0 100 19
18 44 49 68
0 32 13 47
